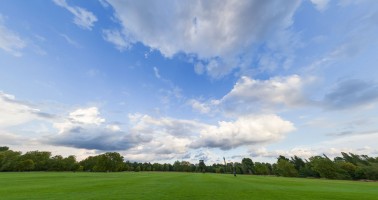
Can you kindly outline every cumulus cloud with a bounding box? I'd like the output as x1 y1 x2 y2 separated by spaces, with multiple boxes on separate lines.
105 0 301 78
190 114 295 150
191 75 308 115
53 0 97 30
50 107 140 151
223 75 305 106
0 15 26 56
68 107 105 125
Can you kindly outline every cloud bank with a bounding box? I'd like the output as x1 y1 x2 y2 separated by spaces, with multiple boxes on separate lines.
105 0 301 77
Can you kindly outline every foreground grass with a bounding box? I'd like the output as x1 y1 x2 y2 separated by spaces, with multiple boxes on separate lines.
0 172 377 199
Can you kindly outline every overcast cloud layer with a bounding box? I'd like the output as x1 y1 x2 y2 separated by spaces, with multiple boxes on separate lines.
1 0 378 163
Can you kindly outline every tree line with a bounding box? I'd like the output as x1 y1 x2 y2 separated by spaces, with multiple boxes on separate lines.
1 146 377 180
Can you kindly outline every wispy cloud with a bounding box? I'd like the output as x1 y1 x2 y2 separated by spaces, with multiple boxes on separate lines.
323 79 378 110
102 29 130 51
53 0 97 30
153 67 161 79
0 14 26 56
60 34 81 48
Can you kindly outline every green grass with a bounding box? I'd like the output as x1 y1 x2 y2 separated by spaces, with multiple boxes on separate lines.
0 172 377 199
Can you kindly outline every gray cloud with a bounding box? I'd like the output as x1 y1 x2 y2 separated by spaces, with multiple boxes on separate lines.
323 79 378 110
47 126 142 151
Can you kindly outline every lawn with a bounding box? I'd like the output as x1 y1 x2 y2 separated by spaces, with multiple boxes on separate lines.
0 172 377 199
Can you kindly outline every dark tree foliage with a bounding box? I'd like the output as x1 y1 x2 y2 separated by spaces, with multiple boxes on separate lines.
242 158 254 174
0 147 377 181
0 146 9 152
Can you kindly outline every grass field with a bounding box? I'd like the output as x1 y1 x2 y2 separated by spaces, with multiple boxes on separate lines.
0 172 377 199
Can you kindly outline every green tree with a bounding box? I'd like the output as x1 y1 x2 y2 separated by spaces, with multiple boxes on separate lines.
275 158 298 177
254 162 270 175
0 150 21 171
94 152 124 172
309 156 338 179
0 146 9 152
22 151 51 171
241 158 254 174
198 160 206 173
18 159 35 171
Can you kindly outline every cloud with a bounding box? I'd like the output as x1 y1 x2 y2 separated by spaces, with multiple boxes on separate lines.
323 79 378 110
0 91 51 128
49 126 137 151
53 0 97 30
188 99 210 114
310 0 330 11
0 15 26 56
127 114 206 138
98 0 109 8
190 114 295 150
153 67 161 79
59 34 82 48
105 0 301 78
53 107 105 134
187 74 312 116
68 107 105 125
197 75 307 115
50 107 140 151
102 29 130 50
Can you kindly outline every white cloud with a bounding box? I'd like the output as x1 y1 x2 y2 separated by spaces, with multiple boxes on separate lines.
0 15 26 56
102 29 130 51
190 114 295 150
105 0 301 78
310 0 330 11
219 75 308 114
188 99 210 114
68 107 105 125
0 91 43 128
188 75 310 115
53 107 105 134
106 124 121 132
53 0 97 30
153 67 161 79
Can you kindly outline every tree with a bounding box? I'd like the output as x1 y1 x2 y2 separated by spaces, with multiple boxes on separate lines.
198 160 206 173
0 150 21 171
63 155 80 171
22 151 51 171
290 156 305 171
0 146 9 152
94 152 124 172
309 156 338 179
173 160 181 172
254 162 270 175
275 159 298 177
18 159 35 171
80 156 98 172
241 158 254 174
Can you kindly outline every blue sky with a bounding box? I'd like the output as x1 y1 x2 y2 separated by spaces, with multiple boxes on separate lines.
1 0 378 163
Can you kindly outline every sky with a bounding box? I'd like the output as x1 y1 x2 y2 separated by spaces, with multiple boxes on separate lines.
1 0 378 164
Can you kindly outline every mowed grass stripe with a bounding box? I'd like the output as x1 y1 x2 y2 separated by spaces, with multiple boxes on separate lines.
0 172 377 199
